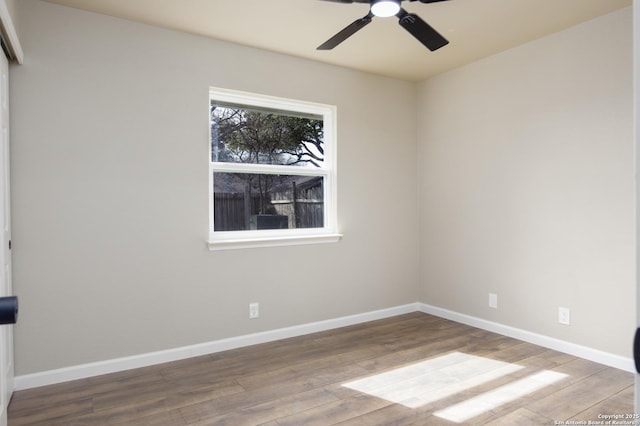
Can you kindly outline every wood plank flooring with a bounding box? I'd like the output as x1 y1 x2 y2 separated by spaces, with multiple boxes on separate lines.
7 313 635 425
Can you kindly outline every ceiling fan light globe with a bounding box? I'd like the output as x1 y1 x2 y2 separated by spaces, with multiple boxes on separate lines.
371 0 401 18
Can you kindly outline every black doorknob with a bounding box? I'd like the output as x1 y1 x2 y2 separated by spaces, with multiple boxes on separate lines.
0 296 17 325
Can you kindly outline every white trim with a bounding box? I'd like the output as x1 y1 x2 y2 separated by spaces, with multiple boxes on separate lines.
418 303 635 373
209 87 333 119
207 232 343 251
211 162 329 175
15 302 634 390
0 0 22 64
14 303 418 390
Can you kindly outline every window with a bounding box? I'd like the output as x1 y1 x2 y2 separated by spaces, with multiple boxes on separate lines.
208 88 340 250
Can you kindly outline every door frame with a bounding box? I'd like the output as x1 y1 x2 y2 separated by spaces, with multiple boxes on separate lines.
0 1 22 65
635 0 640 415
0 50 10 426
0 2 20 425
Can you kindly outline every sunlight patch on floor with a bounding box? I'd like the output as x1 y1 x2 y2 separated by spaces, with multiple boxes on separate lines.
342 352 523 409
434 370 568 423
342 351 569 422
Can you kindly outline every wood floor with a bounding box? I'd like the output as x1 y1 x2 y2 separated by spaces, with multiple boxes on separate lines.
7 312 635 425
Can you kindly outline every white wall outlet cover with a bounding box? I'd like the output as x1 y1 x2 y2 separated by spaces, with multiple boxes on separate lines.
558 307 570 325
249 303 259 319
489 293 498 309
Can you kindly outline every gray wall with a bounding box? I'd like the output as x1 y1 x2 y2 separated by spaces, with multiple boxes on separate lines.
418 7 634 357
9 0 634 377
10 0 420 375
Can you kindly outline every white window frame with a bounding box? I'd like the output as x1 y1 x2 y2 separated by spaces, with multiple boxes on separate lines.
207 87 341 251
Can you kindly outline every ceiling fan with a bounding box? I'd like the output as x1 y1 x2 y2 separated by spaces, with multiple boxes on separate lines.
317 0 450 51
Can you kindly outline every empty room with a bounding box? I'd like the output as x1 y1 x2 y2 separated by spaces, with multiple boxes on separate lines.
0 0 637 424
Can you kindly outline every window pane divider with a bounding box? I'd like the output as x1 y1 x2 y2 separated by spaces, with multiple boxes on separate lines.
211 162 328 176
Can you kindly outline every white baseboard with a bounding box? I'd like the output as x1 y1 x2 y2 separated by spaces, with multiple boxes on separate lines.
418 303 635 373
15 301 634 390
14 303 419 390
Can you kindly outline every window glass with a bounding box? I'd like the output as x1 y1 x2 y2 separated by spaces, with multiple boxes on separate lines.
213 172 324 231
211 104 324 167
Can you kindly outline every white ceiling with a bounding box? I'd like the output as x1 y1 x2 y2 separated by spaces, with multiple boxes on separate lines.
42 0 632 81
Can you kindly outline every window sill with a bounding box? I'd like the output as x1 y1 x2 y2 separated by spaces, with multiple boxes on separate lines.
207 233 343 251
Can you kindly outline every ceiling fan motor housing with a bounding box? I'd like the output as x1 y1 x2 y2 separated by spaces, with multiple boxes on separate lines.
371 0 401 17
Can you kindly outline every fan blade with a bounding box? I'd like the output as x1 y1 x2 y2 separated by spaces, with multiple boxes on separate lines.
317 12 373 50
396 8 448 51
318 0 370 3
410 0 451 3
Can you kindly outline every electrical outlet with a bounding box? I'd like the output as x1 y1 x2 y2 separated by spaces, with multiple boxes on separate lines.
249 302 259 319
558 307 570 325
489 293 498 309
